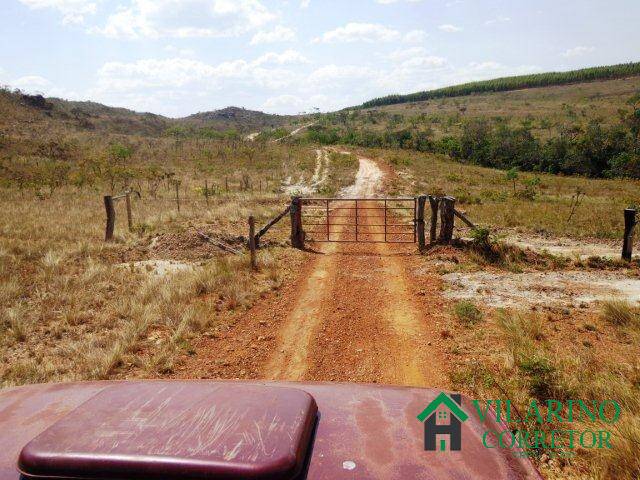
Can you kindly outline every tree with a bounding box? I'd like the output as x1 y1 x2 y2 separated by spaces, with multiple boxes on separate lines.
506 168 519 193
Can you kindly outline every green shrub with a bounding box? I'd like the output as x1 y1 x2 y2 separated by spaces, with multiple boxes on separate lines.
453 301 483 325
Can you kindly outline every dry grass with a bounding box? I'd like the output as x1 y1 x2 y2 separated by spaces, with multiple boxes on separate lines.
0 137 354 388
601 299 640 327
447 297 640 479
364 76 640 139
368 147 640 239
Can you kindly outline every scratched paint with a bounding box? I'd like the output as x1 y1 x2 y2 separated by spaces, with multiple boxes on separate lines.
0 380 542 480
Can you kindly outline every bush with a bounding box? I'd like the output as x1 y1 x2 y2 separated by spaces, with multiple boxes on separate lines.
453 301 483 325
470 227 492 247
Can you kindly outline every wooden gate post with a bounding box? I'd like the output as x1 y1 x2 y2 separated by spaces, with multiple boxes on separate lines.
416 195 427 251
622 208 637 261
290 197 305 249
438 196 456 244
248 216 257 270
104 195 115 242
125 191 133 232
428 195 440 244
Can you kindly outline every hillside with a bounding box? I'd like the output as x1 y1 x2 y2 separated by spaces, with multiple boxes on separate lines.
0 88 298 139
306 74 640 179
183 106 294 132
361 61 640 108
353 76 640 139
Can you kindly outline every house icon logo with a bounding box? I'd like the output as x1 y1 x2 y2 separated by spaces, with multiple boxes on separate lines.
417 392 469 451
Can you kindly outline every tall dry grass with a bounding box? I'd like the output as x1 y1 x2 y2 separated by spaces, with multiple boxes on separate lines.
0 138 351 388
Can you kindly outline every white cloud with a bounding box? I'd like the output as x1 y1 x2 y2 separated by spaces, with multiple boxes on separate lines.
250 25 296 45
464 61 540 76
484 15 510 26
403 29 427 43
10 74 81 99
262 93 334 114
375 0 424 4
400 56 446 69
262 94 303 111
95 0 276 39
315 23 400 43
562 46 596 58
300 0 310 7
18 0 98 24
385 46 428 61
254 49 309 65
12 75 53 91
438 24 462 32
94 51 305 96
164 45 196 57
307 64 377 87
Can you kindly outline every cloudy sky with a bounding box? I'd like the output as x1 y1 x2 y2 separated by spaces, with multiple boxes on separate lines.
1 0 638 117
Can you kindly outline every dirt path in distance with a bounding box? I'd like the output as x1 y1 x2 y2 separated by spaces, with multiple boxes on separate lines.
174 153 450 389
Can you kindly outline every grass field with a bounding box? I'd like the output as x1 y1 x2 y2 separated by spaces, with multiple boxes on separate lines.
359 147 639 239
366 76 640 139
0 137 357 388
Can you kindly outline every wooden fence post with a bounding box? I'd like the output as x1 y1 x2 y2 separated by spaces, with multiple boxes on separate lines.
428 195 440 244
248 216 257 270
175 182 180 212
290 197 305 249
125 191 133 232
622 208 637 261
416 195 427 251
104 195 115 242
438 196 456 244
204 180 209 206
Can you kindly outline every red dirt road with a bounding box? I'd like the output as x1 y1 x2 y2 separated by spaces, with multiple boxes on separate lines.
175 154 450 389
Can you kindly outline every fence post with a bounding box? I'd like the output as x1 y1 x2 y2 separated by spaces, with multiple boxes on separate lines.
290 197 305 249
248 216 257 270
125 191 133 232
438 196 456 244
622 208 637 261
104 195 115 242
204 180 209 206
428 195 440 244
417 195 427 251
175 182 180 212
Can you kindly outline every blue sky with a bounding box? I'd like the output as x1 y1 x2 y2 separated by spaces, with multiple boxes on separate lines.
1 0 638 117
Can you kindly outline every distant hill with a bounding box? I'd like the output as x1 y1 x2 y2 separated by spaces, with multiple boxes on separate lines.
0 88 298 138
360 61 640 108
183 107 293 132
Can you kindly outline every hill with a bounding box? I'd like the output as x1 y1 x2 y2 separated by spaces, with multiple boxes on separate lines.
306 74 640 179
183 106 293 132
360 61 640 108
0 88 298 139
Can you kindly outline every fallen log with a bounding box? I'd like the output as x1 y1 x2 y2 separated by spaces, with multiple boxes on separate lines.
195 229 242 255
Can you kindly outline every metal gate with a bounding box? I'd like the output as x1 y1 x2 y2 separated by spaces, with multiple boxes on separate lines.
301 198 416 243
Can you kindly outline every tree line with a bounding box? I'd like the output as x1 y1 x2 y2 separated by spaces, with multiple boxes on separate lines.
360 62 640 109
304 94 640 179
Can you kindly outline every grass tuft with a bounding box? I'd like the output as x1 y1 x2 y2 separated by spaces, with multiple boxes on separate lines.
600 299 639 327
453 300 483 325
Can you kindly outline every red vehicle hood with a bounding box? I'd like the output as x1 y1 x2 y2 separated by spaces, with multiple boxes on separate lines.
0 380 541 480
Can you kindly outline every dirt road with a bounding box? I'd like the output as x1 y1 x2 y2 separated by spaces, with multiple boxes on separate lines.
176 153 450 389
